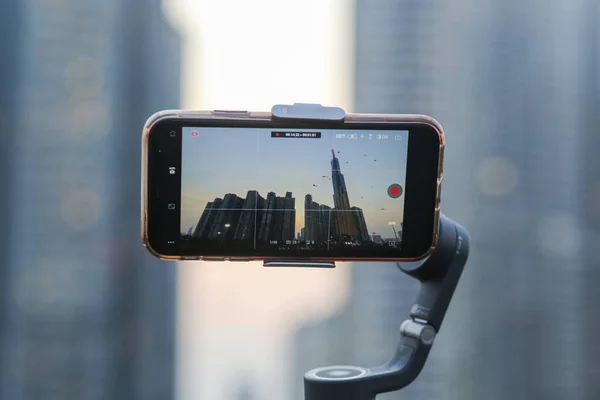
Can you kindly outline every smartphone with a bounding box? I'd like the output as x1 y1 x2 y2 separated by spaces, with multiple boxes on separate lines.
141 107 443 262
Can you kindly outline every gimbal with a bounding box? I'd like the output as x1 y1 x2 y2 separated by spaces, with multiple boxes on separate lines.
300 214 469 400
264 104 471 400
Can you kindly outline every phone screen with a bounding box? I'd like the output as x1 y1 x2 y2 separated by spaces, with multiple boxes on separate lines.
179 127 409 256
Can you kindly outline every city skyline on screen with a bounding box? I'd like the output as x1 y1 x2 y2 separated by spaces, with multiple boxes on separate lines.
180 127 409 241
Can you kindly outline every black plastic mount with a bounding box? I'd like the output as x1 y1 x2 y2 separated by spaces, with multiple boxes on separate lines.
301 215 470 400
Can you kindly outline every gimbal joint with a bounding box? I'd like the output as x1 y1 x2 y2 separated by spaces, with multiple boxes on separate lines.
400 320 436 346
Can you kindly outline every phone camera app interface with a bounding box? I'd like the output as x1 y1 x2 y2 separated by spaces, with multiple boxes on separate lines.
180 127 409 256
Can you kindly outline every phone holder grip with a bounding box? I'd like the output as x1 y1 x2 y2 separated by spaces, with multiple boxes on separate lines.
271 103 346 121
303 214 470 400
263 260 336 268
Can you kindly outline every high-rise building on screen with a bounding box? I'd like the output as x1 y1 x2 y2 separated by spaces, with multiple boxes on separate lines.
280 192 297 242
331 149 361 238
193 198 225 238
351 206 370 243
234 190 266 241
304 195 334 245
194 190 295 244
303 150 370 245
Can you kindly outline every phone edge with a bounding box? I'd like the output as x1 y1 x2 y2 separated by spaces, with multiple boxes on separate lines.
141 110 445 263
141 110 183 261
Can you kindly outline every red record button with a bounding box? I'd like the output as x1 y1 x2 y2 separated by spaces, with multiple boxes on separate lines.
387 184 403 199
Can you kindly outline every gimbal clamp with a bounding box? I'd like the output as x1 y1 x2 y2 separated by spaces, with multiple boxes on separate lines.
261 104 471 399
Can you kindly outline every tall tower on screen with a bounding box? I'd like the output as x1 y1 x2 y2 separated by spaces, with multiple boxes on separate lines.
331 149 360 238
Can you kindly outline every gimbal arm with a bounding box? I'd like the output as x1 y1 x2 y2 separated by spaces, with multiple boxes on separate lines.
302 214 470 400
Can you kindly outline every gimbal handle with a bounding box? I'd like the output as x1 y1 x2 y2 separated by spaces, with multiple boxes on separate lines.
303 214 470 400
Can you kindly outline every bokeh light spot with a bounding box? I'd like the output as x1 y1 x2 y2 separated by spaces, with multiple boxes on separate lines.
67 100 107 139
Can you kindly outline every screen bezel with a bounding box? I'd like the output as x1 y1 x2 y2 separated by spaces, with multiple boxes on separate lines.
145 117 440 261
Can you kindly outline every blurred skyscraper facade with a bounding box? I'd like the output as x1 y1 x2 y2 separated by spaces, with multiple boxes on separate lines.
294 0 600 400
293 2 435 399
0 1 22 377
432 2 600 399
0 1 180 399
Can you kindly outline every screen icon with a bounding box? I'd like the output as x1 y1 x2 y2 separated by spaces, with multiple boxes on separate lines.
191 131 199 136
387 184 403 199
335 133 345 139
348 134 358 139
167 203 176 210
395 135 402 140
381 134 388 139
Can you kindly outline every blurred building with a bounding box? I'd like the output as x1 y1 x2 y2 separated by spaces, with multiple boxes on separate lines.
431 2 600 400
295 1 600 400
0 1 180 399
0 0 23 381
